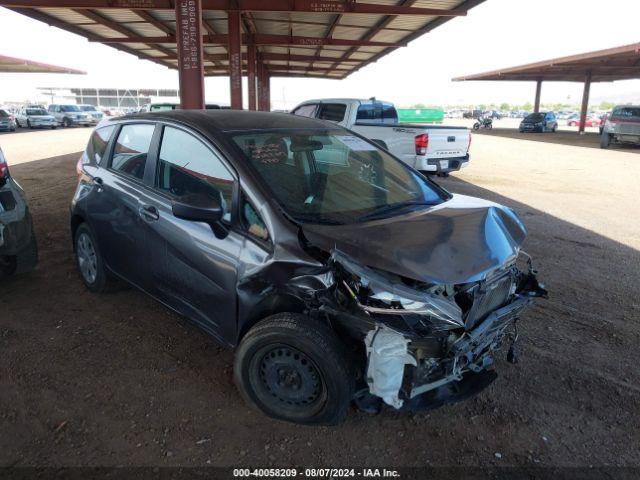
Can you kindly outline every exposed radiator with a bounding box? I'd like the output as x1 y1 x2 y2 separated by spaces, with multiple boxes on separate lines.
465 272 514 329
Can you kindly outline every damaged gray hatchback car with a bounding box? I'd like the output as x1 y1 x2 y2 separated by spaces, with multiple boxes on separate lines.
71 111 546 425
0 146 38 279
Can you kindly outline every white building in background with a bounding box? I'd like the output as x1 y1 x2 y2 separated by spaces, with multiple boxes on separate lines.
37 87 179 110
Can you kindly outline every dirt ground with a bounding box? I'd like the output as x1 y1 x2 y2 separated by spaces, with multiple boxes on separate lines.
1 126 639 470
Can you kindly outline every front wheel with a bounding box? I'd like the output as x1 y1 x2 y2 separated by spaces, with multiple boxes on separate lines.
600 133 611 149
234 313 354 425
473 123 480 130
63 118 73 128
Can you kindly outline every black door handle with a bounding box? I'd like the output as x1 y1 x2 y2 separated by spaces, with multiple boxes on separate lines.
139 204 160 221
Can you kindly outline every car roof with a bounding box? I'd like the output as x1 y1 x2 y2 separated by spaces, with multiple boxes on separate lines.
116 109 337 133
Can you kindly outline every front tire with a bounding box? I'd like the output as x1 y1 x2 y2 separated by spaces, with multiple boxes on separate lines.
473 123 480 130
74 223 118 293
600 132 611 149
234 313 354 425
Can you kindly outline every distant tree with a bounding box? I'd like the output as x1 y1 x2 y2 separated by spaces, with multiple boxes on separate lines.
500 103 510 111
522 102 533 111
598 101 615 111
412 103 426 109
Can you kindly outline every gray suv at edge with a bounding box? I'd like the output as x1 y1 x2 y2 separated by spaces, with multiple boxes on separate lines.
71 110 546 425
48 104 93 127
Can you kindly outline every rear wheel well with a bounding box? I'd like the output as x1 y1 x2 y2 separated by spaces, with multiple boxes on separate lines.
70 214 85 250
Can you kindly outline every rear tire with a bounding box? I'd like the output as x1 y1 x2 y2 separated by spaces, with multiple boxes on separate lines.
473 123 480 130
234 313 354 425
63 118 72 128
74 223 118 293
27 120 32 129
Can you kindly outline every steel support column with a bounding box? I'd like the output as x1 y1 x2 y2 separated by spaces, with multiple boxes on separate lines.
175 0 205 109
227 10 243 110
533 79 542 113
247 44 257 110
578 71 592 134
256 56 265 111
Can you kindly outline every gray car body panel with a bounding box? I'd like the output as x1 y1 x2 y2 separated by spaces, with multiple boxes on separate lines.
71 110 539 350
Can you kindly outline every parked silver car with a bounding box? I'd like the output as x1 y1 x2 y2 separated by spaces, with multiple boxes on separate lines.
15 106 57 129
78 104 104 126
0 146 38 279
47 104 92 127
0 109 16 132
601 105 640 149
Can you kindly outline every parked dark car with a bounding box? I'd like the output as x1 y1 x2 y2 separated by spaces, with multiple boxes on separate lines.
0 109 17 132
0 147 38 279
70 110 546 425
519 112 558 133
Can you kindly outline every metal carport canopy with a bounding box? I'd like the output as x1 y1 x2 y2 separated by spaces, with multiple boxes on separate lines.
453 42 640 133
0 53 85 74
0 0 486 110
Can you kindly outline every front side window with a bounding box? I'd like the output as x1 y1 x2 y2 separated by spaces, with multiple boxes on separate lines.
61 105 80 112
317 103 346 123
156 126 234 222
230 129 446 225
111 124 155 181
292 104 318 118
612 106 640 119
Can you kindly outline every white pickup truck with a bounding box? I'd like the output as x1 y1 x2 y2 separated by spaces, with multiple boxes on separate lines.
291 98 471 175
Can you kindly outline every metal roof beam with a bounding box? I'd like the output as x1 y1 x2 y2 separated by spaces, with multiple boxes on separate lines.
95 34 406 47
0 0 466 16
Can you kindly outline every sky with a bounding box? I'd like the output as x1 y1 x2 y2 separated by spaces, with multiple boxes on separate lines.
0 0 639 110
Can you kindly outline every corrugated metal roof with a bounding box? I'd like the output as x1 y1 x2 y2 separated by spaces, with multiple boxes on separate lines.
7 0 485 79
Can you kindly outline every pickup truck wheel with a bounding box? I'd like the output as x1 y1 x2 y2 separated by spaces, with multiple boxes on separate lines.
234 313 354 425
63 118 73 128
27 120 32 129
74 223 119 293
600 133 611 149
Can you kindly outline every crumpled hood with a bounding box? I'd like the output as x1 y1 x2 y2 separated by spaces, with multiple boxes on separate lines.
301 194 527 285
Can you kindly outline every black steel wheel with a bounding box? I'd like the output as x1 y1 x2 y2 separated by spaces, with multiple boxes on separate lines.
234 313 354 425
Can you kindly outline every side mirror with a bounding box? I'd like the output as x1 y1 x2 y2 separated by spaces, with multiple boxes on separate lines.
172 192 228 239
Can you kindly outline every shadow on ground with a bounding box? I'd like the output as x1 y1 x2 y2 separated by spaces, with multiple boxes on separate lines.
474 127 640 153
1 153 639 468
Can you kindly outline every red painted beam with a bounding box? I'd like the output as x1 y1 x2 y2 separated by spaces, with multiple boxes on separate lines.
228 10 242 110
175 0 205 109
247 44 257 111
0 0 466 16
96 34 406 47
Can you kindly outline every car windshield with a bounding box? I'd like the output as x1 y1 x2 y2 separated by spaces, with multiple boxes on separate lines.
80 106 97 112
524 113 545 122
230 129 447 225
612 106 640 119
26 108 47 116
61 105 81 112
0 110 8 117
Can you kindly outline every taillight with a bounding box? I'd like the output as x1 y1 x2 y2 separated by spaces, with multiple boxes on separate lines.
0 152 9 179
467 134 472 153
415 133 429 155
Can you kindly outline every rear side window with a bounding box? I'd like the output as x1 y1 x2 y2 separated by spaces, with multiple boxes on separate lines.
317 103 346 122
356 102 398 124
83 125 115 166
111 124 155 181
156 126 235 222
292 104 318 118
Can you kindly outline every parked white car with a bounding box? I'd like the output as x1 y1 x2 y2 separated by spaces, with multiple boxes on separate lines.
291 98 471 175
15 106 57 129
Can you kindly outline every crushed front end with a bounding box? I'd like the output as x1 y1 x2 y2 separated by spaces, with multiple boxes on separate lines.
323 250 547 411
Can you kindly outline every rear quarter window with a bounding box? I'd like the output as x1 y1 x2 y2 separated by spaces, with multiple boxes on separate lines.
84 125 116 165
